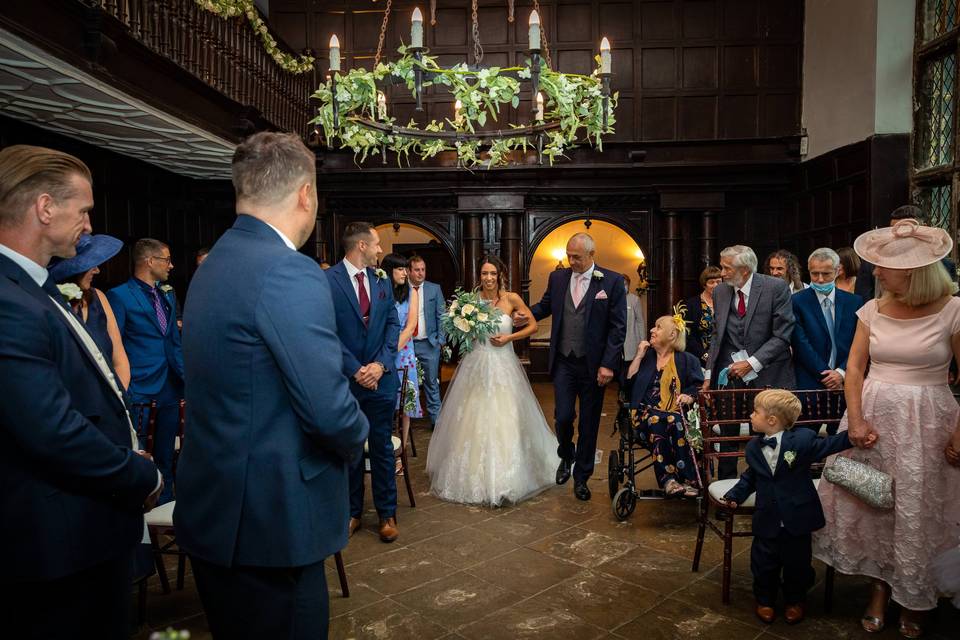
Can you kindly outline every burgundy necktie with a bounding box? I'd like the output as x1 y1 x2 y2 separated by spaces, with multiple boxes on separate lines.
736 290 746 318
150 287 168 334
356 272 370 325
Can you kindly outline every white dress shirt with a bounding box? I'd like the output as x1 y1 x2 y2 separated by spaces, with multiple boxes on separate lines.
412 281 427 340
263 221 297 250
814 287 845 378
569 263 595 306
0 242 48 286
732 274 764 374
343 259 371 305
761 430 784 474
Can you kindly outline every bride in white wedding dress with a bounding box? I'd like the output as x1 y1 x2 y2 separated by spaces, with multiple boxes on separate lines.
426 256 561 506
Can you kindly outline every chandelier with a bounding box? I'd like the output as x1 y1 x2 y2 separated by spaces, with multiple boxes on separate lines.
312 0 616 168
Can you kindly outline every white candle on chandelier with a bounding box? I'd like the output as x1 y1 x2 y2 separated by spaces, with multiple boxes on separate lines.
454 99 463 124
535 92 544 121
328 34 341 72
600 37 611 74
528 10 541 50
411 7 424 48
377 91 387 120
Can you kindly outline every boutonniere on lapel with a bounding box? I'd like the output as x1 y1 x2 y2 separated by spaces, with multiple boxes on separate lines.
783 450 797 468
374 268 387 282
57 283 82 303
592 270 604 281
159 284 174 295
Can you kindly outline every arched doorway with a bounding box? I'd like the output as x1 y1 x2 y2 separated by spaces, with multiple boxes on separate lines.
525 219 647 376
375 222 458 298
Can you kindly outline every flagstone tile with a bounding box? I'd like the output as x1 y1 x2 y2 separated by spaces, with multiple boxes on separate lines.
392 571 519 629
611 597 763 640
458 598 607 640
329 599 449 640
467 546 582 597
408 526 519 570
345 546 459 596
528 569 661 630
526 527 637 568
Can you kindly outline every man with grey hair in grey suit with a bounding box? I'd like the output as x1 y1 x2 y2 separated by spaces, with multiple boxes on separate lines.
704 244 796 479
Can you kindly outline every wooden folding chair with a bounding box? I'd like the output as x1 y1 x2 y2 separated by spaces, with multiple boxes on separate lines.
691 388 845 605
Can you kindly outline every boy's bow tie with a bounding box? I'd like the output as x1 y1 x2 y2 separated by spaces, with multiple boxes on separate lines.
761 437 778 449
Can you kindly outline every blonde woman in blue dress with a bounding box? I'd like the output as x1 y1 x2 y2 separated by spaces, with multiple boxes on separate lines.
426 255 560 506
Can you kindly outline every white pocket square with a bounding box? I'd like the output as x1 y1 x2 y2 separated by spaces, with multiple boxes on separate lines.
595 290 608 300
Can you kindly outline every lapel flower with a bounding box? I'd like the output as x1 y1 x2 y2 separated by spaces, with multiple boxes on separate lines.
592 270 604 281
57 283 82 301
160 284 174 294
783 450 797 468
374 268 387 282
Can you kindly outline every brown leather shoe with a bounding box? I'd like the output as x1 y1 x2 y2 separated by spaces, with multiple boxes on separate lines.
755 604 776 624
348 517 361 537
784 603 805 625
379 517 399 543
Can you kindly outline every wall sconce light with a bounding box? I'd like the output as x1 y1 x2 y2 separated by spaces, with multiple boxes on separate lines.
551 248 565 270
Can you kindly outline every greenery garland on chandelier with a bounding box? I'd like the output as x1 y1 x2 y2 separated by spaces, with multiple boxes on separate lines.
311 47 618 169
195 0 315 74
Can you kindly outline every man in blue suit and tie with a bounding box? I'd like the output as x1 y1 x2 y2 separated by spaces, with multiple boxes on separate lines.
108 237 184 503
791 248 863 431
0 145 160 639
327 222 402 542
407 255 446 429
175 132 369 639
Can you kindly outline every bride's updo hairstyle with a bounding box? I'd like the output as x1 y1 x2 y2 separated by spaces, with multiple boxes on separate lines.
381 252 411 303
477 255 509 294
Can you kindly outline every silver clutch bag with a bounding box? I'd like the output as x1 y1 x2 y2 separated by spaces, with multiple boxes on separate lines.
823 456 894 510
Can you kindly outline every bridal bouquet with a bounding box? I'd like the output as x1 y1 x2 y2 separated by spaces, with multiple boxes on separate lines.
441 289 504 354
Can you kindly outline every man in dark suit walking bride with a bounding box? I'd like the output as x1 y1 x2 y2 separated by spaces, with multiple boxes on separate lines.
516 232 627 500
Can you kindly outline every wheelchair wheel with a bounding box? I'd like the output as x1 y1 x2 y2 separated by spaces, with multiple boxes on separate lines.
607 450 621 499
612 487 637 521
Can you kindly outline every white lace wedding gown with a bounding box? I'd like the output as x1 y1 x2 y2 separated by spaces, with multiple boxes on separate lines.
426 315 560 506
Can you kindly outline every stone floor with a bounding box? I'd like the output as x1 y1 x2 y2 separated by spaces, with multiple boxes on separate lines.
136 382 959 639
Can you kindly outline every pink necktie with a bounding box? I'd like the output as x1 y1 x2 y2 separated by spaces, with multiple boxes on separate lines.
573 274 586 307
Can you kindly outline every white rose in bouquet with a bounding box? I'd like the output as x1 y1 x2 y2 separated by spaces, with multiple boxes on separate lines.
461 303 476 316
453 316 471 333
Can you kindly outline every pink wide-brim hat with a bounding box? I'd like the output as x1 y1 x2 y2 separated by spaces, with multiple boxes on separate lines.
854 218 953 269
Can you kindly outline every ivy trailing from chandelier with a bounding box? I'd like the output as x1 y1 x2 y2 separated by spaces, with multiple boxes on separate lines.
195 0 315 74
311 47 617 169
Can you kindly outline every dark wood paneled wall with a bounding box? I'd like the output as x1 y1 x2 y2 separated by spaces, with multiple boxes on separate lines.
784 135 910 266
272 0 802 143
0 116 236 297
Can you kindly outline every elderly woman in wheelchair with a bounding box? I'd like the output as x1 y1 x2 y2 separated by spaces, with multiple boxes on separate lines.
625 311 705 498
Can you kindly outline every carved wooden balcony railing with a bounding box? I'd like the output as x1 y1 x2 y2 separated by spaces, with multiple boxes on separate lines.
89 0 312 135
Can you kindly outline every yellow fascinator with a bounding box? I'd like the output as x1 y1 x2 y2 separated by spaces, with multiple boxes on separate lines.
671 303 690 335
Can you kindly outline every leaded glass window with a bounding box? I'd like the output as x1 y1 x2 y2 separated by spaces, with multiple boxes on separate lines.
916 183 952 230
924 0 959 42
915 53 956 169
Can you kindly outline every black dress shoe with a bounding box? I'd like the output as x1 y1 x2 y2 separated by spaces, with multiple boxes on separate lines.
556 459 572 485
574 481 591 501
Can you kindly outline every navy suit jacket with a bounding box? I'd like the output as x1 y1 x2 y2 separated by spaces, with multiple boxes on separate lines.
175 216 369 567
0 254 157 583
415 280 446 347
530 265 627 375
107 277 185 396
791 288 863 390
327 260 401 400
628 349 704 408
723 428 852 538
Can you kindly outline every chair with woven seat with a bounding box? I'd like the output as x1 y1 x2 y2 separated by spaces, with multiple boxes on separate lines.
692 388 845 605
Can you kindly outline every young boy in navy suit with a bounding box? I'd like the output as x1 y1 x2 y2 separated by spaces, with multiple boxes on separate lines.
722 389 855 625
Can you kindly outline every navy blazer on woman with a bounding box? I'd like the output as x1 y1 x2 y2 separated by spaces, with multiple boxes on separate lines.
0 253 157 583
530 265 627 375
175 216 369 568
628 349 704 408
791 287 862 390
326 260 401 400
723 428 851 538
107 277 185 396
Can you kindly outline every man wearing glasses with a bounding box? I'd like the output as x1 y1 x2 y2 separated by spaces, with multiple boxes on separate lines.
108 238 184 504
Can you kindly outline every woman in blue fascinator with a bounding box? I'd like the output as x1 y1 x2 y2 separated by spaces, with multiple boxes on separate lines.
49 233 130 390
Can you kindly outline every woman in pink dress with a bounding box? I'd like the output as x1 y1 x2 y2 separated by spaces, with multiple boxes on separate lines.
813 219 960 638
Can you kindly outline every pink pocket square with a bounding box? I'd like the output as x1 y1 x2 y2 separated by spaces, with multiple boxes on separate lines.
595 290 608 300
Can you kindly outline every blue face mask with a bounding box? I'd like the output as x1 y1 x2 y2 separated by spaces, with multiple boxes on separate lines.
716 367 730 387
810 281 835 295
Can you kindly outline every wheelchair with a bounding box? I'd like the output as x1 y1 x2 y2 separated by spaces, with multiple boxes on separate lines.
607 383 700 521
